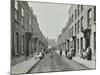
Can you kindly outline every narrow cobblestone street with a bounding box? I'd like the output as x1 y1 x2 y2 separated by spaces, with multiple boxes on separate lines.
28 51 88 74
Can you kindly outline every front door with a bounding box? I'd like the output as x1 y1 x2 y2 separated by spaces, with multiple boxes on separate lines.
86 38 90 49
15 33 19 56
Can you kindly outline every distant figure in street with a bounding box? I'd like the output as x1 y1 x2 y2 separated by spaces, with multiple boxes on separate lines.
60 50 62 56
42 51 45 57
65 50 67 57
50 50 53 58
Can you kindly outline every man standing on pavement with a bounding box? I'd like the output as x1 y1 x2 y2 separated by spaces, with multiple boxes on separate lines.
60 50 62 56
65 50 67 57
50 50 53 58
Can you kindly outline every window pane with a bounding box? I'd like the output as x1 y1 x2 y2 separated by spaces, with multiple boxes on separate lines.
75 10 77 19
29 19 31 25
81 16 83 30
72 14 73 22
88 9 92 25
81 5 83 12
94 32 96 50
89 10 92 19
78 21 80 32
78 5 80 15
72 26 73 36
77 39 79 50
75 23 76 34
21 8 24 17
94 6 96 21
81 37 83 49
15 10 18 20
15 1 18 10
77 21 80 33
21 36 24 54
21 17 24 25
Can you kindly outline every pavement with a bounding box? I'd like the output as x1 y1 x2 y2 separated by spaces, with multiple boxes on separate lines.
11 55 40 74
11 55 25 66
73 56 96 69
56 50 96 69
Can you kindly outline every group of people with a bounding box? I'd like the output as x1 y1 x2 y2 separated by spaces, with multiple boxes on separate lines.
59 49 68 57
50 50 54 58
59 46 92 60
59 50 67 56
48 46 92 61
81 47 92 60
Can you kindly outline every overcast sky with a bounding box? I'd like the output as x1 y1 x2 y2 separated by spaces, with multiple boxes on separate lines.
28 2 70 40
